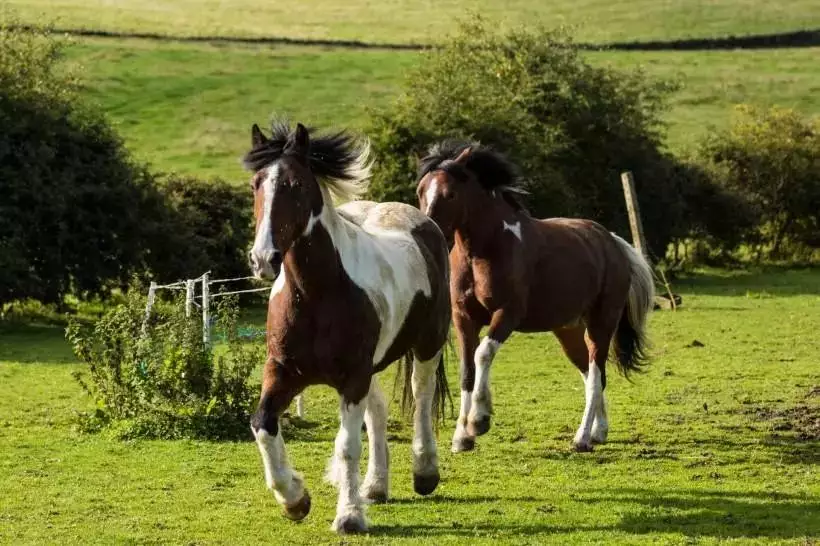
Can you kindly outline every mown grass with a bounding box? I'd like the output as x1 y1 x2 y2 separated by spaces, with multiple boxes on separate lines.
1 268 818 544
7 0 820 44
64 39 820 181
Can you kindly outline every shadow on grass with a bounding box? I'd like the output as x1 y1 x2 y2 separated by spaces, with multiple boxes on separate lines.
372 488 819 539
0 322 76 364
596 487 820 539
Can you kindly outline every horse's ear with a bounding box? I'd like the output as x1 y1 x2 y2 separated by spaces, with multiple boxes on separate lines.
285 123 310 157
454 146 472 164
251 124 267 147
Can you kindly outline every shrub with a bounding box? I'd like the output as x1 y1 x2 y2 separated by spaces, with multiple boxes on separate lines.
366 17 685 256
67 289 263 440
147 175 254 284
698 105 820 261
0 21 166 306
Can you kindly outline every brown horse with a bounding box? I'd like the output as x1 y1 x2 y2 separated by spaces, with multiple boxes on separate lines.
244 122 451 533
416 140 654 453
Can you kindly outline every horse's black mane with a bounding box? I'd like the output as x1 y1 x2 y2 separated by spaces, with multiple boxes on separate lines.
419 140 527 211
242 119 364 181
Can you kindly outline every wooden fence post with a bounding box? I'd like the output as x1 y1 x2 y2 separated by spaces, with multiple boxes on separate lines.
620 171 647 256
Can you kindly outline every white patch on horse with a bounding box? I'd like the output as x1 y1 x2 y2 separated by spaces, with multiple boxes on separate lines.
329 398 368 533
424 180 439 216
412 351 441 479
469 337 500 424
303 211 320 236
253 426 305 506
361 376 389 501
251 165 279 276
269 267 287 301
503 220 522 241
574 362 603 450
452 388 473 451
322 195 432 364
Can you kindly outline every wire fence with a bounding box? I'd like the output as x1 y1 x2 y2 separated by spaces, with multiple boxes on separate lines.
141 271 305 417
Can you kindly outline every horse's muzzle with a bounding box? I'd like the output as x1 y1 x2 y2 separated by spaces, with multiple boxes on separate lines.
249 249 282 280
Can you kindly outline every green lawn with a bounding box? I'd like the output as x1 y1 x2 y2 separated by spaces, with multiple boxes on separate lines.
2 268 818 544
64 39 417 182
8 0 820 44
65 39 820 181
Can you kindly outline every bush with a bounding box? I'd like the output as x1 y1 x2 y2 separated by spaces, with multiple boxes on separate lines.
366 17 686 256
66 289 262 440
698 105 820 261
0 21 166 306
147 175 254 284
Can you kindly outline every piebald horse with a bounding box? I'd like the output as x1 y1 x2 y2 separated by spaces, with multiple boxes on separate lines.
245 122 450 533
416 141 654 454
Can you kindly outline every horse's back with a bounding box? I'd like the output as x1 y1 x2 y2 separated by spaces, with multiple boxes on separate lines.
515 216 631 329
335 200 450 364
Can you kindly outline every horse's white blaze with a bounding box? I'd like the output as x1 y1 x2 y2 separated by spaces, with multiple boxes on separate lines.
503 220 522 241
254 427 304 506
574 362 603 448
361 377 389 499
424 180 439 216
251 167 279 274
323 194 432 364
411 351 441 477
470 337 500 421
330 398 367 532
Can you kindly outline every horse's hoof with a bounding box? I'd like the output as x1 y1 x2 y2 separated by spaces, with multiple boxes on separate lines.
590 432 608 445
451 436 476 453
332 512 368 534
572 441 594 453
413 471 440 496
468 415 491 437
362 488 388 504
283 490 311 521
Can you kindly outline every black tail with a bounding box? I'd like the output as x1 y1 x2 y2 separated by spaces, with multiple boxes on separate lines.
395 349 451 425
612 305 650 379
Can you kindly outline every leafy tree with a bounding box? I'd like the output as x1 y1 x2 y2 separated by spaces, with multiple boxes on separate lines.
366 17 685 256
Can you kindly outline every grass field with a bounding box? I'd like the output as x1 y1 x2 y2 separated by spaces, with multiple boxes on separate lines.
2 268 818 544
64 39 820 182
7 0 820 44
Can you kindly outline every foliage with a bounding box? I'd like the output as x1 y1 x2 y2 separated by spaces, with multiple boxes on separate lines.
0 21 166 306
366 17 688 255
698 105 820 261
147 175 254 284
66 289 262 440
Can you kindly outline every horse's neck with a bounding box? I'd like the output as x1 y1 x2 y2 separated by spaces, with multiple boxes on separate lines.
456 198 517 256
282 187 353 294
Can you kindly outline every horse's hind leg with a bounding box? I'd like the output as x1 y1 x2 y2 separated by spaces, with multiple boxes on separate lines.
574 312 619 452
556 325 609 446
329 394 368 534
452 312 479 453
411 348 443 495
360 377 389 503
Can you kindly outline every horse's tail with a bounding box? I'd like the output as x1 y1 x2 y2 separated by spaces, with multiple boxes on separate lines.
396 347 451 425
610 234 655 378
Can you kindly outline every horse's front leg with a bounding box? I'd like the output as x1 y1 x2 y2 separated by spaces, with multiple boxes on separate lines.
467 308 518 438
251 361 310 520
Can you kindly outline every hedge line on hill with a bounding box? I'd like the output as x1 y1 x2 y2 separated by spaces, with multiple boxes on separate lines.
2 20 817 310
